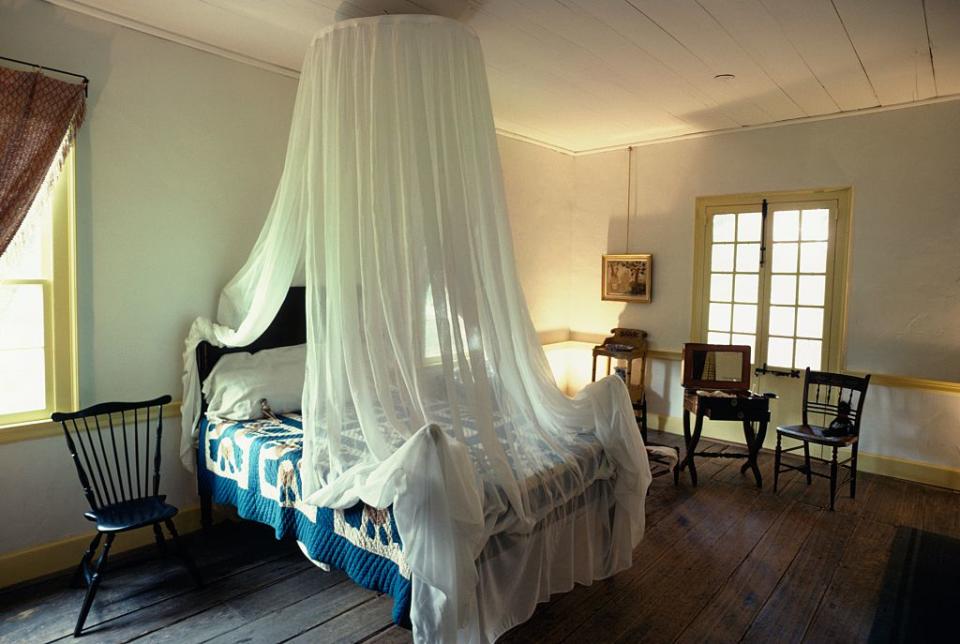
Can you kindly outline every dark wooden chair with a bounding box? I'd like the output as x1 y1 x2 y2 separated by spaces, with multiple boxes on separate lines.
773 368 871 510
53 395 202 637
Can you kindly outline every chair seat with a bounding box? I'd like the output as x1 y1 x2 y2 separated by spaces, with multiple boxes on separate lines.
84 496 178 532
777 424 859 447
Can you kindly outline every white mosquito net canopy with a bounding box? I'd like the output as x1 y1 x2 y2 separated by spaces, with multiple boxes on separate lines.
181 14 652 641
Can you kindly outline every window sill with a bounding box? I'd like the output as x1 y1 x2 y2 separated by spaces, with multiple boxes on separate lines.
0 401 182 445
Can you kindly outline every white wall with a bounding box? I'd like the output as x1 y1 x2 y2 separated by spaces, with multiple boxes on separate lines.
569 100 960 471
0 0 295 555
498 136 575 336
0 0 575 556
571 101 960 381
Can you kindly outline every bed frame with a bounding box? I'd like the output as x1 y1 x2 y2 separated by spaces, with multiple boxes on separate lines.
196 287 306 529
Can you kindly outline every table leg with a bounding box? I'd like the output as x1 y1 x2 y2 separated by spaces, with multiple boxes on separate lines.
740 419 763 488
683 410 703 487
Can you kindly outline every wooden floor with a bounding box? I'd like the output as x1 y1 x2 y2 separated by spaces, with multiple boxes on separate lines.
2 430 958 643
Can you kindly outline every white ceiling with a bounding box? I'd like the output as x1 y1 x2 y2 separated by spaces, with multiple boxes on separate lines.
46 0 960 153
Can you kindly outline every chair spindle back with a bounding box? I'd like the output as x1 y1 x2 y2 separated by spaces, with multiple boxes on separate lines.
53 395 172 512
801 368 870 436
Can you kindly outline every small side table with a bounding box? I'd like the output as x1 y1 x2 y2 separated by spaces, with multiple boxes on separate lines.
591 328 678 481
680 390 772 488
591 328 649 441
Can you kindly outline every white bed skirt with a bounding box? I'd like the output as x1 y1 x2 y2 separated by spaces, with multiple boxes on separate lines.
414 477 631 642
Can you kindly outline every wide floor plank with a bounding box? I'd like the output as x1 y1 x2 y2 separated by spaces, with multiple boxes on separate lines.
1 430 954 644
675 500 821 643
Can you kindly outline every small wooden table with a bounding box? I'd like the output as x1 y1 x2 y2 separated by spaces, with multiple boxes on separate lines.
680 390 771 488
591 328 679 481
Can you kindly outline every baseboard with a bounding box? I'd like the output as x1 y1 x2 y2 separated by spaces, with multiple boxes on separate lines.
0 504 214 590
652 414 960 491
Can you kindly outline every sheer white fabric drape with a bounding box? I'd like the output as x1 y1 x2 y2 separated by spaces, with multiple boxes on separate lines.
181 15 652 642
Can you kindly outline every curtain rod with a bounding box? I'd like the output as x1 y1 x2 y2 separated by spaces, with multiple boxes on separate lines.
0 54 89 95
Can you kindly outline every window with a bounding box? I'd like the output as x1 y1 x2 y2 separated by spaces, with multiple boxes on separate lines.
0 148 77 425
692 189 852 373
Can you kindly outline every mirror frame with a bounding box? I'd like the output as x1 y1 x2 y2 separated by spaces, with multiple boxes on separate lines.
681 343 752 390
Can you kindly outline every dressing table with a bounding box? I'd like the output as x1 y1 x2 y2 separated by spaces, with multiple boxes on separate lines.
679 343 773 488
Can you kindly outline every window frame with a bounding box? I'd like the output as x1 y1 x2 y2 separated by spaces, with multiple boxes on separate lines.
691 188 853 374
0 148 78 427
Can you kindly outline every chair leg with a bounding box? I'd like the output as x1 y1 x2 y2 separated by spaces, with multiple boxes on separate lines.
163 519 203 587
152 523 167 556
850 443 859 499
71 533 102 589
74 533 114 637
829 446 839 511
803 442 813 485
773 434 782 493
641 398 648 445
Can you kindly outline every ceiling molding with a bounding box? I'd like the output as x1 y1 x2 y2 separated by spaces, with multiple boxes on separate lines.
573 93 960 156
44 0 300 78
494 128 575 156
44 0 580 156
42 0 960 158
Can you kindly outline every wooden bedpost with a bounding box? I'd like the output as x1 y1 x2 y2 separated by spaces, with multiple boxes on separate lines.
200 489 213 531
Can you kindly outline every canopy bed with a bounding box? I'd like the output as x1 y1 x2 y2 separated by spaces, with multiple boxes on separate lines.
180 15 670 642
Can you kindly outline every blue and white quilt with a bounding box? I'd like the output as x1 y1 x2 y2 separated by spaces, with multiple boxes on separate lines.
198 413 412 627
199 404 614 629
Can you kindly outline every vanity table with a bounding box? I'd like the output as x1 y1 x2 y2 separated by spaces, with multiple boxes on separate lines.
679 343 773 488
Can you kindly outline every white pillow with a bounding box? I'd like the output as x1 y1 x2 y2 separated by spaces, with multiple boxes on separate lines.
202 344 306 421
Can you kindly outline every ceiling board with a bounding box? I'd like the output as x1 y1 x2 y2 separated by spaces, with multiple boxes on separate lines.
35 0 960 152
567 0 742 129
620 0 805 124
833 0 936 104
472 5 697 143
696 0 840 116
490 0 725 129
758 0 880 111
926 0 960 94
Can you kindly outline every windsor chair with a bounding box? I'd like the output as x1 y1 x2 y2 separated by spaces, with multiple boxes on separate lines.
53 395 202 637
773 369 871 510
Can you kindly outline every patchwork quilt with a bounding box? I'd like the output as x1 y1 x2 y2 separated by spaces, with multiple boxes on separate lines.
198 414 412 626
199 406 614 628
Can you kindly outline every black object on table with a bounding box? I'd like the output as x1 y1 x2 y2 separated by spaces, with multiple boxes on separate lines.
680 390 772 488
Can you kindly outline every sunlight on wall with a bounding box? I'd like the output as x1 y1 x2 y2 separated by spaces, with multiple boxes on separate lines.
543 341 596 395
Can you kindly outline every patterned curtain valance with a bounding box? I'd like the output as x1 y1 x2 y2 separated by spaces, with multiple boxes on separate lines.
0 66 86 257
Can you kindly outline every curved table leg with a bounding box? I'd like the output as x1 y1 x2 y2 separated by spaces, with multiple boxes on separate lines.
740 420 764 488
681 410 703 487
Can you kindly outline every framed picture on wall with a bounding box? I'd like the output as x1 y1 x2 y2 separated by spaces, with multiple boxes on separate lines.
602 254 653 303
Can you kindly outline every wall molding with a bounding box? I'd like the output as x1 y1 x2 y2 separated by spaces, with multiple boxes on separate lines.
44 0 301 78
574 94 960 156
559 333 960 394
0 402 183 446
0 504 215 589
652 414 960 492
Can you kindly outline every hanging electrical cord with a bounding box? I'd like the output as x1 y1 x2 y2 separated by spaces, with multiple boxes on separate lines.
625 145 633 254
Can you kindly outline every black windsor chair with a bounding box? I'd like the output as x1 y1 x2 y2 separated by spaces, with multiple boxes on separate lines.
52 395 202 636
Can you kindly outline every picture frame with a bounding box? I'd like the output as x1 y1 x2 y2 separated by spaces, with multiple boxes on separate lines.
601 254 652 303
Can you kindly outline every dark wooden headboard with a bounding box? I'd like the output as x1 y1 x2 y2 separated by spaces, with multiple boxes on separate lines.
196 287 306 415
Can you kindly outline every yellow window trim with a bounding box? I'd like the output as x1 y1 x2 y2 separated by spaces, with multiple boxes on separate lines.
0 148 78 426
691 187 854 373
0 400 183 445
